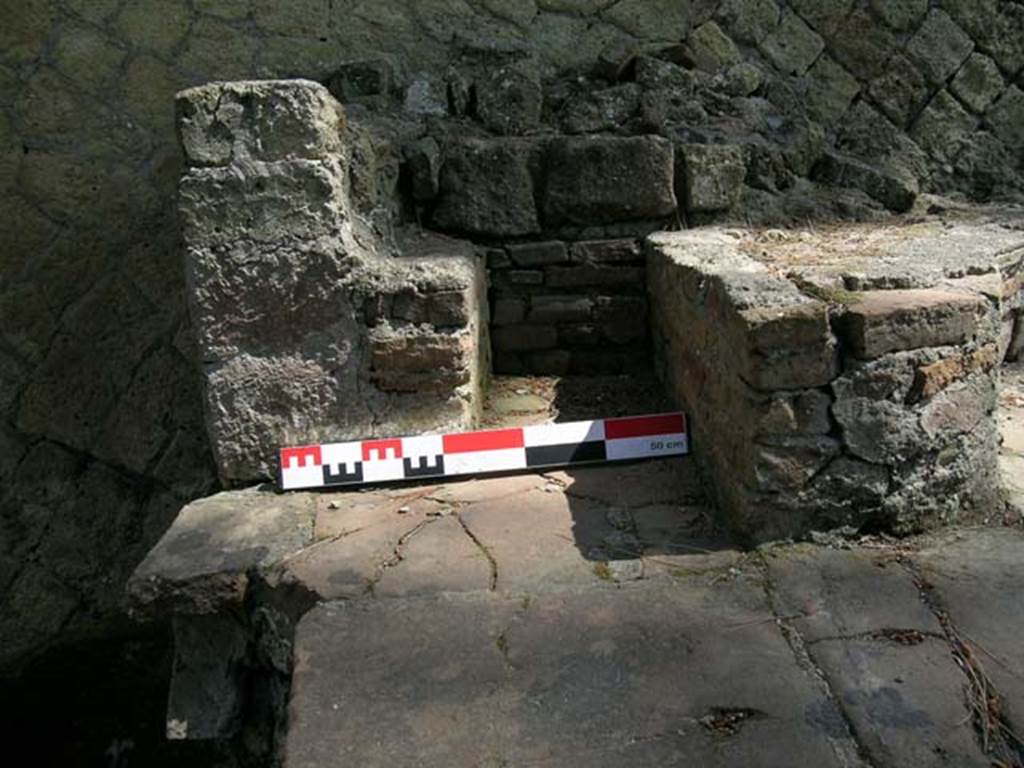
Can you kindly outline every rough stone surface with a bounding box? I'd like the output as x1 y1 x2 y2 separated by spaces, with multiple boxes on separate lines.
129 487 316 614
178 81 488 482
6 0 1024 680
433 138 541 237
758 9 824 77
913 528 1024 720
286 579 856 768
838 289 986 359
987 85 1024 149
905 9 974 86
475 65 543 136
543 136 677 225
949 53 1004 115
678 143 746 212
648 223 1016 541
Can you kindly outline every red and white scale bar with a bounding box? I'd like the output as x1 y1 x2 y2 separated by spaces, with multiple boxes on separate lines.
278 412 688 491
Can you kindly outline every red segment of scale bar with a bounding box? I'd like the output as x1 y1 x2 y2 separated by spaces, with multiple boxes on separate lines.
280 445 323 469
603 413 686 440
442 428 525 454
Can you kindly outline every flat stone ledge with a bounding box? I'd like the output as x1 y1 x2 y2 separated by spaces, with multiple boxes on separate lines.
128 486 316 614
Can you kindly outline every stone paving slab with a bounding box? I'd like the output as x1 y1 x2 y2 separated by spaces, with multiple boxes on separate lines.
809 638 990 767
279 459 732 601
763 545 941 641
764 539 1024 767
912 527 1024 727
285 578 862 768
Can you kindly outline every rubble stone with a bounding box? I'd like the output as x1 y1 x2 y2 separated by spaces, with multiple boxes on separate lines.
325 60 396 106
403 136 441 201
559 83 641 134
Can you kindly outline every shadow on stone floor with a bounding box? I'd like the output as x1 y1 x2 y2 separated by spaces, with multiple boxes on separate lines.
550 374 738 567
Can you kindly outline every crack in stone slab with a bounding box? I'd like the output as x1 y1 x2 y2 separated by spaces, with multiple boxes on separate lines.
755 551 879 768
804 628 946 647
897 555 1024 766
364 518 438 595
454 511 498 591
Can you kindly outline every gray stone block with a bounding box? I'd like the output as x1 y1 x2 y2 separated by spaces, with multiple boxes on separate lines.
758 9 824 76
678 143 746 212
939 0 1024 75
813 151 918 213
491 325 557 352
570 239 642 264
432 138 541 237
868 53 929 128
828 8 898 80
988 85 1024 148
491 297 525 326
528 295 594 323
546 263 645 290
805 54 860 126
475 64 543 136
911 90 977 162
325 59 396 104
686 21 740 72
558 83 641 134
870 0 927 31
790 0 855 38
176 79 345 167
714 0 780 45
543 136 677 225
906 9 974 86
180 160 347 249
949 53 1004 114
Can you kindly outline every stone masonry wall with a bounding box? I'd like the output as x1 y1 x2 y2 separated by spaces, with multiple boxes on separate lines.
3 0 1024 673
648 224 1023 543
178 80 487 485
488 239 649 375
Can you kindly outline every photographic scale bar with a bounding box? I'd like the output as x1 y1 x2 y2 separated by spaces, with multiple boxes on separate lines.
278 412 688 491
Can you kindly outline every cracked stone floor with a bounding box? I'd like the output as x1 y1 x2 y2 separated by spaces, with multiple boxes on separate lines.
275 374 1024 767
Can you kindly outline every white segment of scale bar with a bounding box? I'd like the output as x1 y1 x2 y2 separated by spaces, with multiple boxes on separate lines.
522 419 603 447
605 434 689 461
281 463 324 491
444 447 528 476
